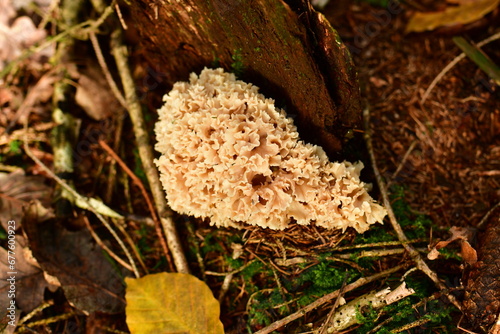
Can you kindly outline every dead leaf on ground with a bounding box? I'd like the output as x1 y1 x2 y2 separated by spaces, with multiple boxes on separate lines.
406 0 500 33
6 71 58 130
0 0 15 26
0 235 59 314
0 170 52 231
0 15 48 71
125 272 224 334
427 226 477 264
23 205 128 314
75 62 119 120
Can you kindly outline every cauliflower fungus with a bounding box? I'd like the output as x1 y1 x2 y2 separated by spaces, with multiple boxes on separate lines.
155 68 386 232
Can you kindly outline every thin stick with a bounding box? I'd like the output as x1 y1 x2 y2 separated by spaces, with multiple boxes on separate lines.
421 31 500 105
18 300 54 325
111 219 149 274
83 216 134 272
114 2 128 30
363 107 462 311
89 32 127 109
333 238 424 251
386 140 417 189
254 265 405 334
318 271 350 334
99 139 171 263
476 201 500 229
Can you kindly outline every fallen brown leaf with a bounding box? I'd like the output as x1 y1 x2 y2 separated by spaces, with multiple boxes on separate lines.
23 205 129 314
0 170 52 231
406 0 500 33
0 235 58 313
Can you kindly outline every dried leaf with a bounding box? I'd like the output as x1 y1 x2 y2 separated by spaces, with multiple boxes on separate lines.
0 236 58 314
125 272 224 334
0 0 15 26
23 205 128 314
0 170 52 231
427 226 476 260
406 0 500 33
0 15 48 71
460 239 478 265
75 62 119 120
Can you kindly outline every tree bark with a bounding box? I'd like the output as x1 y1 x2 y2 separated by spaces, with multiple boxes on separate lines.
128 0 361 156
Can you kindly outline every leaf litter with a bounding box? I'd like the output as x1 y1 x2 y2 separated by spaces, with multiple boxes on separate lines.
0 0 499 333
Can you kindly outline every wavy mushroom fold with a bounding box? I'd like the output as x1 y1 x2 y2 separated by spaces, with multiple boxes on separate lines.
155 68 386 232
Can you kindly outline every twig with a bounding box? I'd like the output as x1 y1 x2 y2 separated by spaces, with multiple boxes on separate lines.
99 139 171 263
186 221 206 280
333 239 425 251
318 271 350 334
386 140 418 189
90 0 189 273
363 107 462 311
335 247 427 259
476 201 500 229
83 216 134 272
421 31 500 105
205 260 257 276
89 32 127 109
218 272 233 303
114 2 128 30
366 291 440 334
18 300 54 325
254 265 405 334
17 312 77 333
392 317 432 333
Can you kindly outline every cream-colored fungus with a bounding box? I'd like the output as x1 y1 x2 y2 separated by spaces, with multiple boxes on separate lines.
155 68 386 232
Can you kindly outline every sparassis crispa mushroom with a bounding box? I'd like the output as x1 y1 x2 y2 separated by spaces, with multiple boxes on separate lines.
155 68 386 232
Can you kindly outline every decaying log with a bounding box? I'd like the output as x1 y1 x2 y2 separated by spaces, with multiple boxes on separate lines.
128 0 361 156
463 209 500 332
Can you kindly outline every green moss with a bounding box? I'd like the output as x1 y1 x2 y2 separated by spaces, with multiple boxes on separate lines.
390 185 434 240
8 140 21 155
200 231 225 255
133 149 147 185
230 48 245 77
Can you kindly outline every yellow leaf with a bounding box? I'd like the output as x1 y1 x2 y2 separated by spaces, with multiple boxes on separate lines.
406 0 500 32
125 273 225 334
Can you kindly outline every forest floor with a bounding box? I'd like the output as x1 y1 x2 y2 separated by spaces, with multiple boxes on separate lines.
0 1 499 334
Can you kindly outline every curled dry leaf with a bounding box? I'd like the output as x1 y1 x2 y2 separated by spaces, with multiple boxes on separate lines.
427 226 477 264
